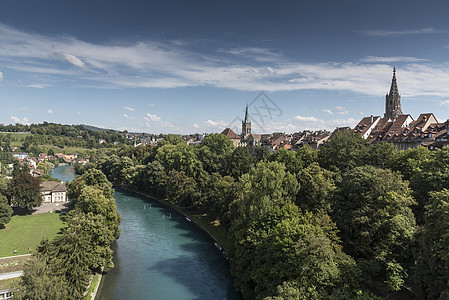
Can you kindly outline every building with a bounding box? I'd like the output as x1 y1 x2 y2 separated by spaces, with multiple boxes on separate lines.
354 68 447 150
40 181 67 203
221 105 261 148
221 128 241 147
239 105 261 147
0 289 13 300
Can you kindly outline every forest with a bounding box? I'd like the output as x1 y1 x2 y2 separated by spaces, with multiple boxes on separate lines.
77 130 449 300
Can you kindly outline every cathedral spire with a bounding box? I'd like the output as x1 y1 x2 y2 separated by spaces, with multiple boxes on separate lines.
244 104 250 123
384 67 402 119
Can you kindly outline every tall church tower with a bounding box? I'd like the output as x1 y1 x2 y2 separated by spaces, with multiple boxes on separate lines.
384 67 402 119
242 104 251 139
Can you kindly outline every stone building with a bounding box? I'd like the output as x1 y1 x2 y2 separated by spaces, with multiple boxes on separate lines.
354 68 448 150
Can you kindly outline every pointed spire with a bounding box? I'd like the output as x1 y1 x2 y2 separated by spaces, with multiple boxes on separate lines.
390 66 399 96
244 104 250 123
384 67 402 119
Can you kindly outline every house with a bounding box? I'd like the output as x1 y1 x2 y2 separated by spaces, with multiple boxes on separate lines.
40 181 67 203
221 128 241 147
354 68 445 150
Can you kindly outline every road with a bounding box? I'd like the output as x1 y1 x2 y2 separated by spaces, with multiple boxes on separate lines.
0 271 23 280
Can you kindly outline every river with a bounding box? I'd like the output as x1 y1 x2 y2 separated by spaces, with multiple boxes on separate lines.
50 165 242 300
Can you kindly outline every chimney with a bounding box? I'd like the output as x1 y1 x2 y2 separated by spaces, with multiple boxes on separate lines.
370 115 374 123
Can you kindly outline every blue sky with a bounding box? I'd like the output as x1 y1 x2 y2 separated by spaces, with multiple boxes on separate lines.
1 0 449 134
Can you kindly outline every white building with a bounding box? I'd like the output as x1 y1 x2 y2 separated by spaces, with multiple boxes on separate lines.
40 181 67 203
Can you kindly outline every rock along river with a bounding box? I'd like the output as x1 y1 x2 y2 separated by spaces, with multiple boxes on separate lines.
51 165 242 300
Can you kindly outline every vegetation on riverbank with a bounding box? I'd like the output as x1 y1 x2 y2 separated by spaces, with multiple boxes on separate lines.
83 131 449 299
14 169 121 299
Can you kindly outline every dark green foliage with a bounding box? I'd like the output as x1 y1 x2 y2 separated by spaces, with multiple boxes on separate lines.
266 148 304 175
19 169 120 298
13 257 69 300
220 146 252 179
166 170 199 208
318 130 369 173
67 168 113 200
414 189 449 299
296 163 336 212
197 173 239 225
409 148 449 223
156 134 184 147
0 194 13 228
333 165 416 292
8 173 43 211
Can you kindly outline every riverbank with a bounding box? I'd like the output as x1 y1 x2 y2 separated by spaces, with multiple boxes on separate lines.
116 186 232 251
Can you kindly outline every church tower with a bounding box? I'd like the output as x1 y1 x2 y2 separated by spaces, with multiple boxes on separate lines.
384 67 403 119
242 104 251 139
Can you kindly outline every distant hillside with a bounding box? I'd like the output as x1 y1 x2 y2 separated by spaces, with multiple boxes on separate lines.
80 124 114 132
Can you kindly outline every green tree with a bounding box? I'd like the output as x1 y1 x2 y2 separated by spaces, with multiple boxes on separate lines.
67 168 113 201
157 134 184 147
333 165 416 292
318 130 369 173
13 257 69 300
413 189 449 299
8 173 43 211
220 146 252 179
47 148 55 156
296 163 335 212
267 148 304 175
76 186 121 239
0 194 13 228
166 170 199 208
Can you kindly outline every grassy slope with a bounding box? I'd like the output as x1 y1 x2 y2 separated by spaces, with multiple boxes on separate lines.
0 213 65 257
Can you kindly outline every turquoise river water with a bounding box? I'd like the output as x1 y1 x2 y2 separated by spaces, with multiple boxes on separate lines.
51 165 242 300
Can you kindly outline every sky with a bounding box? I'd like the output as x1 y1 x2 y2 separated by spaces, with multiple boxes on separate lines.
1 0 449 134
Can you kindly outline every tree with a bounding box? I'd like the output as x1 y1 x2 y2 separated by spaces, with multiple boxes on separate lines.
67 168 113 201
47 148 55 156
220 146 252 179
333 165 417 292
267 148 304 175
13 257 69 300
413 189 449 299
235 161 298 225
157 134 184 147
0 194 13 228
296 163 335 212
201 133 235 156
165 170 199 208
8 173 42 211
76 186 121 239
318 130 369 174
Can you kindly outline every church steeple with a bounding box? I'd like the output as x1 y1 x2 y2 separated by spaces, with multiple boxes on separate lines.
242 104 251 139
244 104 250 123
384 67 402 119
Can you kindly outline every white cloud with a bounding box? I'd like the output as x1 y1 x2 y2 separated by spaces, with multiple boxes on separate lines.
124 106 136 111
1 23 449 98
323 109 334 115
47 109 53 114
206 119 229 127
123 114 134 119
360 27 445 37
335 106 348 115
193 123 200 129
54 51 86 68
0 70 3 81
439 100 449 107
361 56 429 63
146 113 161 122
10 116 30 125
26 84 46 88
294 115 323 123
148 104 155 107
